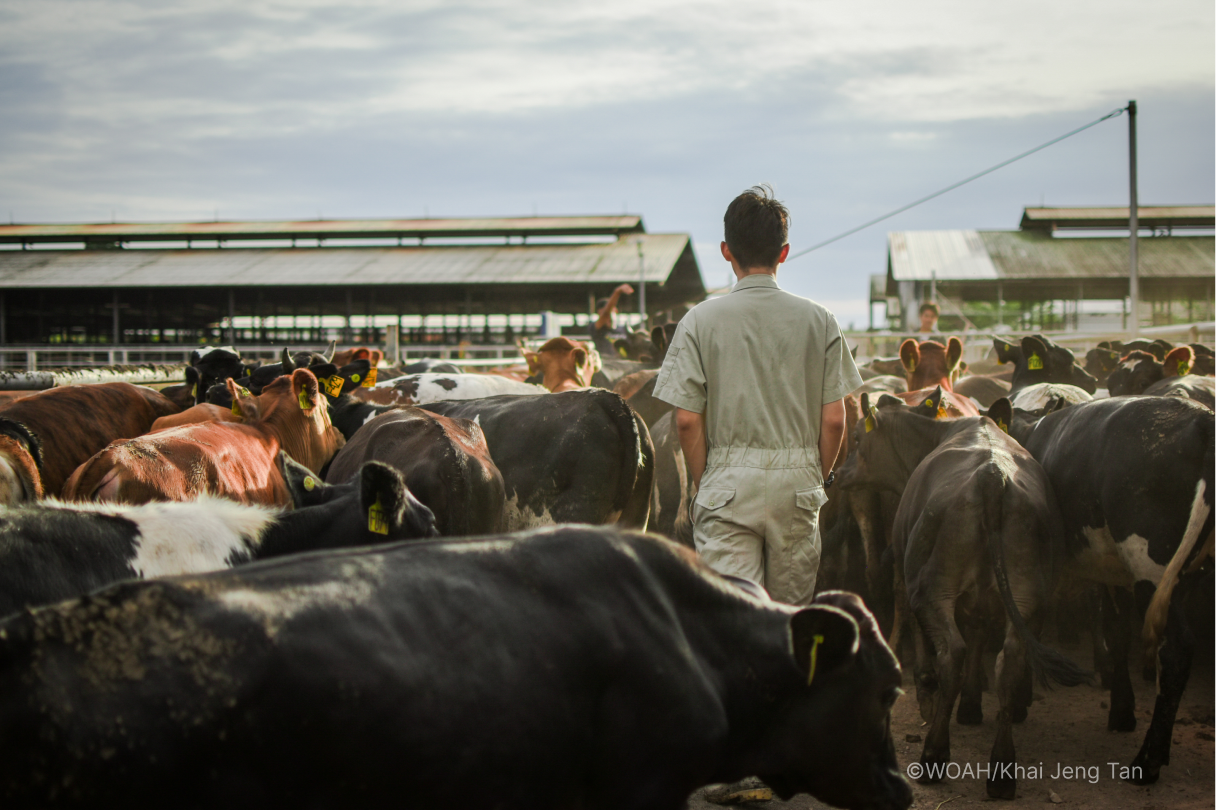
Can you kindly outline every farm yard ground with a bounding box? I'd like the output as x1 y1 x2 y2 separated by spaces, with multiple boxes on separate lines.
688 637 1215 810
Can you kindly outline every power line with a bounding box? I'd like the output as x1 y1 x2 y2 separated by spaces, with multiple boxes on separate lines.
787 105 1128 261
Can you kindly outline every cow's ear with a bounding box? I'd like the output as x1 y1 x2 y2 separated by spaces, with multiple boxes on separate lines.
360 462 438 538
987 398 1012 434
918 385 946 418
0 418 43 473
280 348 295 373
322 339 337 363
184 366 201 402
277 451 326 508
898 338 920 374
292 369 321 412
875 393 904 410
651 326 668 353
993 337 1020 366
613 338 630 359
226 377 244 415
946 337 964 372
789 605 860 687
1164 346 1194 378
1020 336 1049 372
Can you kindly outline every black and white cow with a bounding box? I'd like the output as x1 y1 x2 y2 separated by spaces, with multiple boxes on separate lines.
838 393 1089 799
1106 346 1197 397
376 373 546 405
0 527 911 810
421 389 654 529
0 457 435 617
188 345 250 405
993 335 1097 394
1143 375 1215 411
1007 395 1214 784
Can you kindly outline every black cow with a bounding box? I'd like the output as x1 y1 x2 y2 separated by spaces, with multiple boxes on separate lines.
324 407 506 536
1007 396 1214 784
1144 375 1215 410
1106 346 1196 397
992 335 1096 394
0 457 435 618
0 527 911 810
839 393 1088 799
188 346 250 405
421 389 654 529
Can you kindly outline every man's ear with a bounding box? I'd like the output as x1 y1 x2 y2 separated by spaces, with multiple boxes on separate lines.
993 338 1021 366
1020 336 1049 372
789 605 860 686
899 339 920 374
946 337 964 372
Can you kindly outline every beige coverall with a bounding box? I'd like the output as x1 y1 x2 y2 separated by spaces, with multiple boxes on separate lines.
651 274 862 605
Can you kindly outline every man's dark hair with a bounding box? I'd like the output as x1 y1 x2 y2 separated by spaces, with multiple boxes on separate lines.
724 184 790 270
919 301 940 318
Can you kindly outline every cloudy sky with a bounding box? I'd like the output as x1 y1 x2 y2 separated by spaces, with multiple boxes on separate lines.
2 0 1212 326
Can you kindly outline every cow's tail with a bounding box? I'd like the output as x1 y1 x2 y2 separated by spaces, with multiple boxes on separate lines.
599 390 652 530
981 470 1090 688
1142 419 1214 667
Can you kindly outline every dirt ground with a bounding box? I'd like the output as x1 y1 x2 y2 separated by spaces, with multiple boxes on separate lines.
686 639 1215 810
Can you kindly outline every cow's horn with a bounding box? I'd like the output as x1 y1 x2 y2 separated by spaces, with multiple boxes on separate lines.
323 339 336 363
281 348 295 372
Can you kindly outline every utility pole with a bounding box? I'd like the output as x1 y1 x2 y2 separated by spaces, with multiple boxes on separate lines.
1128 100 1139 337
636 238 647 327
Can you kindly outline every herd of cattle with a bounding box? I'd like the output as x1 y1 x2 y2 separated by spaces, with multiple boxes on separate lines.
0 326 1209 809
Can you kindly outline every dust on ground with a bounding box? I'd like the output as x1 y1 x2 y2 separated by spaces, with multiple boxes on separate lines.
687 639 1215 810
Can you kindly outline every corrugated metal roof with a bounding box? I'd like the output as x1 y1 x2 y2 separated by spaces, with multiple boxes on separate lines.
0 216 645 245
0 233 688 288
1019 206 1214 231
888 230 999 281
888 229 1214 282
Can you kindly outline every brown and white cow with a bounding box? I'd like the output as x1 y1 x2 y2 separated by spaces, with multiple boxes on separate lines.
0 418 43 505
0 383 181 498
63 369 344 507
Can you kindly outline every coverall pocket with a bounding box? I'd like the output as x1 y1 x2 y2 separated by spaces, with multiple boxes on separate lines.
694 487 735 522
791 487 828 533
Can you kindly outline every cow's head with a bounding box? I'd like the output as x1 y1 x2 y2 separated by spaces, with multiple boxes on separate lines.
253 369 346 474
308 360 374 402
277 453 438 540
649 323 679 364
612 329 660 363
1118 338 1170 361
0 418 44 505
836 390 944 495
188 346 247 405
1192 344 1215 376
898 338 962 391
1106 346 1194 396
533 337 595 393
1083 347 1121 387
760 591 910 810
986 396 1066 446
994 335 1096 394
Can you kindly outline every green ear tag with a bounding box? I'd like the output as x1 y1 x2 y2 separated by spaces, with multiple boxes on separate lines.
1178 360 1190 376
807 634 826 687
616 346 628 358
351 373 361 383
1028 353 1043 370
322 375 344 397
303 477 316 492
368 497 389 535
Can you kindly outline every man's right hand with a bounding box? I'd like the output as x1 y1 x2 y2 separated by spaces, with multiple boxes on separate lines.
615 284 635 296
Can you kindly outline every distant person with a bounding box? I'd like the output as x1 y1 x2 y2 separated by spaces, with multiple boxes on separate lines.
652 184 862 608
591 283 634 356
918 301 940 335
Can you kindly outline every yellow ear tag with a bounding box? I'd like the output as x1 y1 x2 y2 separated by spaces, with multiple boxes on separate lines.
997 418 1008 434
1028 353 1043 370
997 357 1006 365
362 367 377 387
617 346 628 358
807 633 826 687
906 358 917 372
322 375 344 397
367 496 389 535
303 477 316 492
298 388 312 410
190 384 197 398
1178 360 1190 376
231 399 241 417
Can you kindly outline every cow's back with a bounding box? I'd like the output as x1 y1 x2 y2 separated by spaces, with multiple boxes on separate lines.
0 383 180 496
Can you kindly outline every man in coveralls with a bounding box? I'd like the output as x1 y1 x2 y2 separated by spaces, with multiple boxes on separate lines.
652 185 861 606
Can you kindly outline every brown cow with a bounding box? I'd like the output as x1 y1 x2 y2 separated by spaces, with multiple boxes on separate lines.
0 418 43 505
0 383 180 497
524 337 596 393
331 346 385 369
63 370 344 507
324 407 506 536
150 403 242 433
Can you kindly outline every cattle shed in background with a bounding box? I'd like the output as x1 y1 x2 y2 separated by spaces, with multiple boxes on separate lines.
873 205 1215 333
0 216 706 355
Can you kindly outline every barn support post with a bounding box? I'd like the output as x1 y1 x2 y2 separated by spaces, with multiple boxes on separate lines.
0 290 6 345
226 288 236 345
996 282 1003 329
344 289 353 344
1127 99 1139 337
637 239 647 326
112 290 121 344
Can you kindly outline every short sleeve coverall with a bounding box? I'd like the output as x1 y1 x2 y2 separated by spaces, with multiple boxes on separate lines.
651 274 863 604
